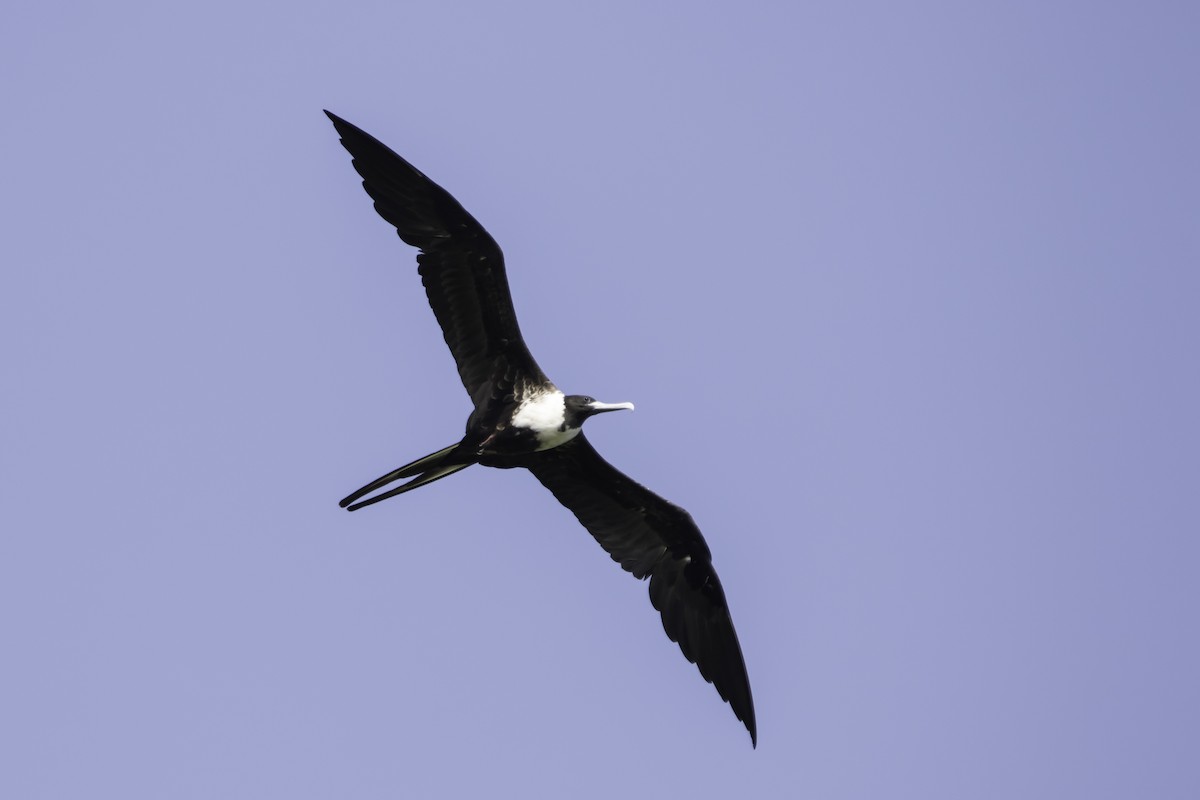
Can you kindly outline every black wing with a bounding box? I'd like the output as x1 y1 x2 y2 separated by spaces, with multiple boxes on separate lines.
325 111 548 401
524 434 757 746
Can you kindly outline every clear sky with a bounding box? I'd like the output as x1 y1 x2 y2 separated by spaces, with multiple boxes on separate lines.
3 1 1198 797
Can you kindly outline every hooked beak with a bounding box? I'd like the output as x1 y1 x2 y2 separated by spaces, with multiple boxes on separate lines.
587 400 635 415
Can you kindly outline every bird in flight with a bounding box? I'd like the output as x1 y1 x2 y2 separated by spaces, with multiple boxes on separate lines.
326 111 756 746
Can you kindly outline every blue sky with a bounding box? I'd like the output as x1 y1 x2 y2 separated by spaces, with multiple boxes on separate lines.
3 1 1198 797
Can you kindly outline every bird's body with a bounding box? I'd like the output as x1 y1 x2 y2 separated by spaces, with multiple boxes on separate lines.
326 111 756 746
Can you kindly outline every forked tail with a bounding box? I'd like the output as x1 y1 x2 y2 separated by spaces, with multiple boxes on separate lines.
339 444 472 511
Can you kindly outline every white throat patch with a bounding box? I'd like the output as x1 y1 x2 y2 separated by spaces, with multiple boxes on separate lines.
511 390 579 450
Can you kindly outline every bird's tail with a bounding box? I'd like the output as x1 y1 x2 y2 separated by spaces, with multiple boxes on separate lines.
339 444 471 511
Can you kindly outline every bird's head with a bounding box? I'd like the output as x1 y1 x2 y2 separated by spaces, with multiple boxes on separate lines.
563 395 635 429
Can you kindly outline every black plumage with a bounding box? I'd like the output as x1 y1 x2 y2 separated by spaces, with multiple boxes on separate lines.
326 111 756 746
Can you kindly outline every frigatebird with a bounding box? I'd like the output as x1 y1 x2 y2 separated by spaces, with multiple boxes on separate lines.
326 111 756 746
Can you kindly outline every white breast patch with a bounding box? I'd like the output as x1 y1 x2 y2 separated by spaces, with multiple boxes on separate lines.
511 391 580 450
